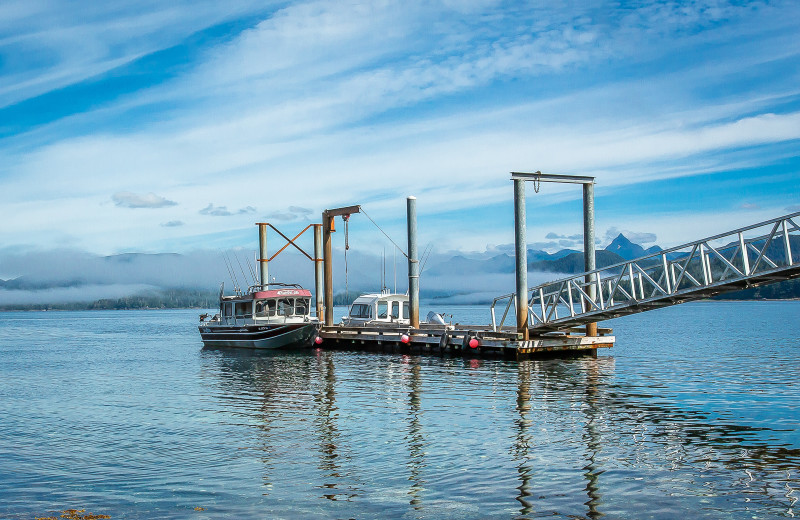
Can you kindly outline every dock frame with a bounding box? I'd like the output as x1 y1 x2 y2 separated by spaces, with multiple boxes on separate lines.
318 324 614 359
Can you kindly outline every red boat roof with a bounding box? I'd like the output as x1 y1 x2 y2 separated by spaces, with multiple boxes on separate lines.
253 289 312 299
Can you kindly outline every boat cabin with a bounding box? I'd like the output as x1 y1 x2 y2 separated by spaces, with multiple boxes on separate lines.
341 292 410 326
219 288 313 325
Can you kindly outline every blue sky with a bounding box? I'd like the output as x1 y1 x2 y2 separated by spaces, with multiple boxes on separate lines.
1 0 799 264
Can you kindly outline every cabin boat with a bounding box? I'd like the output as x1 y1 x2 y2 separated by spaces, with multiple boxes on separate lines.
199 285 319 349
341 292 411 327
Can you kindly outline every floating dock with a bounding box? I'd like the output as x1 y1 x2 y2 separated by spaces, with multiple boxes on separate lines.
255 172 798 359
318 324 614 359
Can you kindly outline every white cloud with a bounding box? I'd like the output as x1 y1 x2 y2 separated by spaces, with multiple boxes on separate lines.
199 203 256 217
0 0 798 256
112 191 177 208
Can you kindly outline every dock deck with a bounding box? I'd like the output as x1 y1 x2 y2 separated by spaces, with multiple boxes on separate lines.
318 323 614 359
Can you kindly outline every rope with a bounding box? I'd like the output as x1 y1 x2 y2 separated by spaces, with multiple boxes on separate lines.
359 206 410 260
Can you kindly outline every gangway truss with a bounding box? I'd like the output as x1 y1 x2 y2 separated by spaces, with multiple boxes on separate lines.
491 211 800 333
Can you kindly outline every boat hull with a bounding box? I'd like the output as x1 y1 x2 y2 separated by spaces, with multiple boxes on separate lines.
198 321 319 349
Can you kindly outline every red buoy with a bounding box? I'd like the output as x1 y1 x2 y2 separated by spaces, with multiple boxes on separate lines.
401 334 410 344
314 336 323 345
469 338 479 348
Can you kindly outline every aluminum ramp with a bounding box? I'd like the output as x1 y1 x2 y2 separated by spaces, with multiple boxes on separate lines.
491 212 800 333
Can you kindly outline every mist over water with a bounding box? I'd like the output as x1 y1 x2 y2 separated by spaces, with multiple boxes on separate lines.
0 301 798 519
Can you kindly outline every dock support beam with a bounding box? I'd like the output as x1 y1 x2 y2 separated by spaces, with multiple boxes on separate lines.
513 179 529 339
320 205 361 326
258 223 269 288
583 182 597 337
407 196 420 328
322 211 334 326
314 224 323 321
511 172 598 337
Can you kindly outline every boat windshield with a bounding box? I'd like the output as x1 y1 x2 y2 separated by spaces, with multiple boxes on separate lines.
349 303 371 319
254 297 311 318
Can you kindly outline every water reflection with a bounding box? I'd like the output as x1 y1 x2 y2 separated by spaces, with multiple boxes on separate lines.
313 350 348 500
199 346 799 519
581 358 604 519
513 362 535 517
402 355 426 510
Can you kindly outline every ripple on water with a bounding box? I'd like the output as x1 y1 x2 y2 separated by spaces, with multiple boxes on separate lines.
0 304 798 519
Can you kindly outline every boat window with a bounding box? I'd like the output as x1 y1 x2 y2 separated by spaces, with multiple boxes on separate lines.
295 298 309 316
377 301 388 319
402 302 409 319
349 303 371 318
265 299 276 317
235 302 250 318
278 298 294 316
255 300 268 317
224 302 233 317
390 301 399 319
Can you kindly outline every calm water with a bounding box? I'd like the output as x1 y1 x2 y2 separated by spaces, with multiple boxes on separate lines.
0 301 798 519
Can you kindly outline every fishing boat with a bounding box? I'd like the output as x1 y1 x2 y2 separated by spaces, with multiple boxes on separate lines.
340 291 450 327
199 284 319 349
340 291 410 327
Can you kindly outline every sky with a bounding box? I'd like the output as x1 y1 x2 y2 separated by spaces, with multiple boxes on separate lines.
1 0 799 288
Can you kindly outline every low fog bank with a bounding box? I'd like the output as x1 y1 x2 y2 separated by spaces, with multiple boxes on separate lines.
0 247 405 305
419 270 568 304
0 246 569 306
0 284 159 305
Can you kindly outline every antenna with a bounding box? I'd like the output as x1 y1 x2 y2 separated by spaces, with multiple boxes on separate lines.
420 243 433 275
234 252 250 290
222 250 240 293
246 250 258 285
393 247 397 294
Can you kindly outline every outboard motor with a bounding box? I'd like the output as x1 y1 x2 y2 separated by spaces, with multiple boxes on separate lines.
425 311 447 325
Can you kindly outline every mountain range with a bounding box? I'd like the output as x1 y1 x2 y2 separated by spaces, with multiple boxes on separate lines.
425 233 653 277
1 233 798 309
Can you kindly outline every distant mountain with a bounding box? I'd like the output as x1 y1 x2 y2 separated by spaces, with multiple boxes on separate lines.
529 250 626 273
529 249 579 262
604 233 650 260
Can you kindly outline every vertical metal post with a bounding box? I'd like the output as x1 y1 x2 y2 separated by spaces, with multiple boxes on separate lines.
407 196 420 328
258 223 268 288
322 211 334 326
739 232 750 275
313 224 323 320
513 179 529 340
583 182 597 337
782 220 793 265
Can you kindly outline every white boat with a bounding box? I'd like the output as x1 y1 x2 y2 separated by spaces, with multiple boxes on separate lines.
199 284 319 349
340 291 410 327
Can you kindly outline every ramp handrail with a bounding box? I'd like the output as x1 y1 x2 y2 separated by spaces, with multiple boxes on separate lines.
491 211 800 332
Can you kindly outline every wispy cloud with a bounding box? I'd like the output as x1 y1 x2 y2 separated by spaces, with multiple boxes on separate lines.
161 220 184 227
0 0 798 255
199 203 256 217
263 205 313 221
112 191 177 208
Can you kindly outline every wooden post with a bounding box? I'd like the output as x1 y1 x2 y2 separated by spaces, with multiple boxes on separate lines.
322 211 334 326
314 224 323 320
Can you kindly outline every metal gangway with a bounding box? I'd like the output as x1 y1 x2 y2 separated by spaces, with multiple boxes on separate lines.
491 212 800 333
